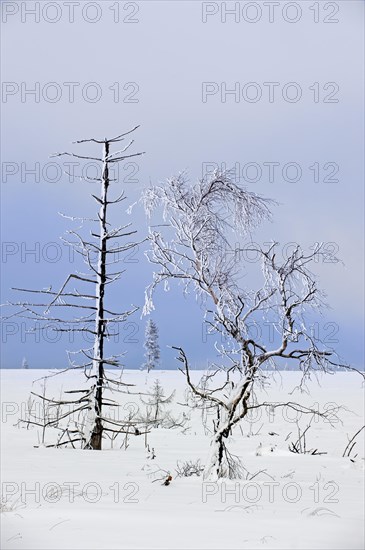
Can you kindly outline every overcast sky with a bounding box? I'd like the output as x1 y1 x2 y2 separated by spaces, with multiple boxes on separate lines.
1 0 364 369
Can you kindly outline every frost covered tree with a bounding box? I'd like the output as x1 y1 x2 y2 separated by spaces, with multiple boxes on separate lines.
140 379 174 426
143 170 363 480
22 357 29 369
138 379 185 431
2 127 145 450
143 319 160 372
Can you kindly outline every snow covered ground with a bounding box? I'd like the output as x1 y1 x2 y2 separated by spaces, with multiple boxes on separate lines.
1 369 364 550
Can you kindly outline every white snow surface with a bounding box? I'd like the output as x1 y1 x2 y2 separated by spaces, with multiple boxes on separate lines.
1 369 364 550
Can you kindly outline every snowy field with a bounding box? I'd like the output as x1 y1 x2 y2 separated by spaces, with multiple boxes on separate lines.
1 369 364 550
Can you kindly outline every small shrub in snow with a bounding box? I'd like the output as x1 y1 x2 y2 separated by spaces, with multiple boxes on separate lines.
175 459 205 477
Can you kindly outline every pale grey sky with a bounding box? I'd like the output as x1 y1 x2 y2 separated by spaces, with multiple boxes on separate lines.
1 0 364 368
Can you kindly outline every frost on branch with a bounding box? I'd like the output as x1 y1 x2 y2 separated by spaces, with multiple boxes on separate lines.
142 169 274 314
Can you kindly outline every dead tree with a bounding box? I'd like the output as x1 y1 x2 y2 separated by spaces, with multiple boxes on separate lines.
143 169 364 479
2 127 146 450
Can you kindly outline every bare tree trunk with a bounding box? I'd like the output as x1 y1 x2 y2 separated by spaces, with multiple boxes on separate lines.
87 142 109 450
204 429 226 481
203 405 233 480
